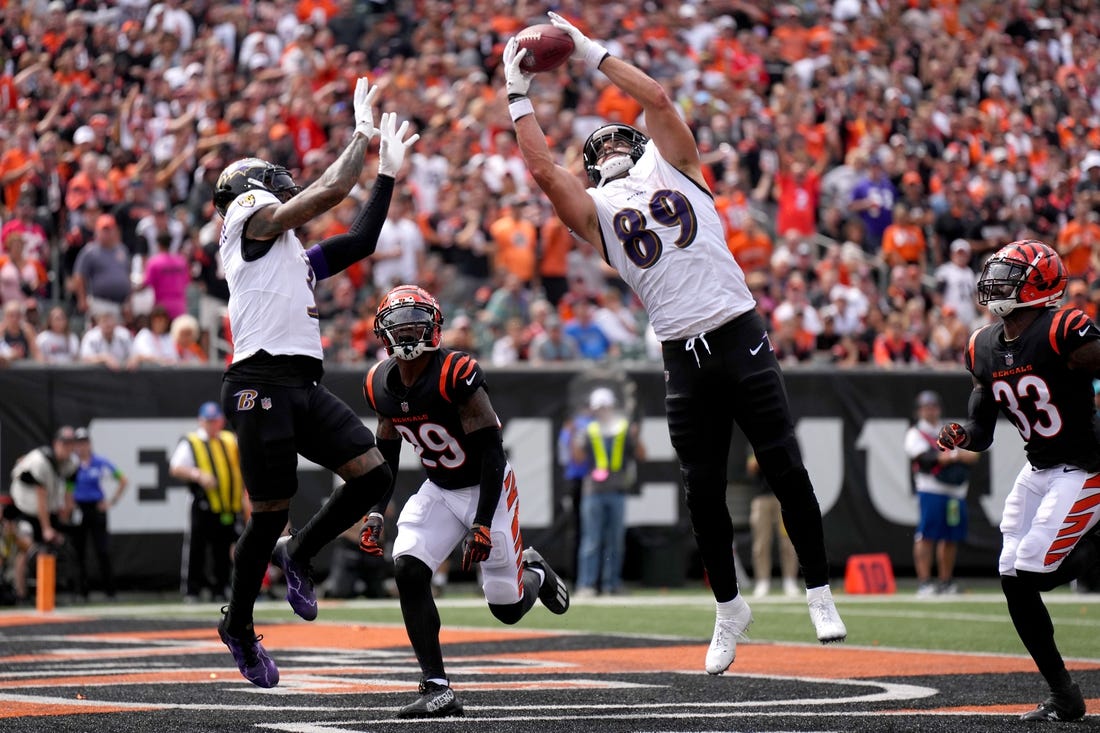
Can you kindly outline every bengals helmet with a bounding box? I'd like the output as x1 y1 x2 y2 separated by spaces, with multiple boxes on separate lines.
977 239 1066 317
213 158 302 217
582 123 649 186
374 285 444 360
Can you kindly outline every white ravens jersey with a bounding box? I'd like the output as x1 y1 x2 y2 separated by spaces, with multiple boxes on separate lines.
587 142 755 341
220 189 322 362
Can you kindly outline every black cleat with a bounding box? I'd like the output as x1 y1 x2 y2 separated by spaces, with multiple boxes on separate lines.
1021 683 1086 721
522 547 570 614
396 680 464 719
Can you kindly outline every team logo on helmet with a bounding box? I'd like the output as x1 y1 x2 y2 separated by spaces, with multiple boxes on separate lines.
213 158 302 217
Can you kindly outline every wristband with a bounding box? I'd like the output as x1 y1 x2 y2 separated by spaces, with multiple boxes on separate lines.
586 43 610 69
367 512 384 520
507 93 527 103
509 97 534 122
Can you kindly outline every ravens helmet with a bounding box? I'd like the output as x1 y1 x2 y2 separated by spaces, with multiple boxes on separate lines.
213 158 302 217
374 285 444 360
977 239 1066 317
582 123 649 186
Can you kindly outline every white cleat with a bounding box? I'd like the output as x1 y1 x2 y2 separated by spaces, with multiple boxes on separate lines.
807 584 847 643
705 594 753 675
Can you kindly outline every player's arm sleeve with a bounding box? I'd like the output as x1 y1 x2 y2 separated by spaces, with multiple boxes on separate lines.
305 175 395 280
368 436 401 517
961 381 998 452
468 425 506 527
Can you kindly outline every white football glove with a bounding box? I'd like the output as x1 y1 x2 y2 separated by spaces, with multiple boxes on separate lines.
547 11 609 68
377 112 419 177
353 77 379 140
502 37 533 97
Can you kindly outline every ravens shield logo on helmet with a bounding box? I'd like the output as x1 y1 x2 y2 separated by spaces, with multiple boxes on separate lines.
213 158 302 217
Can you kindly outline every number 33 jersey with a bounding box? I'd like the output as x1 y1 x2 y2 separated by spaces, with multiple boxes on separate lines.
587 142 755 342
966 307 1100 470
363 349 487 489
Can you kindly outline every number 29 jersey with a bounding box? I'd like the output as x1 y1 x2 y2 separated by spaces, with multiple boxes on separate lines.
966 307 1100 471
587 142 756 342
362 348 487 489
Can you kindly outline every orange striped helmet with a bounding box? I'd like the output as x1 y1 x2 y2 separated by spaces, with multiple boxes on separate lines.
374 285 444 360
977 239 1066 317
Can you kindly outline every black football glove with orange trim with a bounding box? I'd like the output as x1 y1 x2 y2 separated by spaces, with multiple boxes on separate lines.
359 512 385 557
461 523 492 571
937 422 968 451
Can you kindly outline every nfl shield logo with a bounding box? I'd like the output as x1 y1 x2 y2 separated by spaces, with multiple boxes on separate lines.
401 401 409 413
261 397 272 410
1005 353 1014 366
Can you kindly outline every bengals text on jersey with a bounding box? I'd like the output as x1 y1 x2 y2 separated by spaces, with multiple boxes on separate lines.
363 348 488 489
966 307 1100 471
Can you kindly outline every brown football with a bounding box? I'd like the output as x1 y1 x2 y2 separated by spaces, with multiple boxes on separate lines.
515 24 575 73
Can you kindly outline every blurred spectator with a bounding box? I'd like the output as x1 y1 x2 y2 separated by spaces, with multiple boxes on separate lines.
1056 194 1100 280
140 231 190 319
564 299 613 361
489 316 527 366
71 214 132 316
848 154 897 253
0 232 48 304
170 314 206 364
881 205 928 271
130 305 179 367
1 192 50 264
529 313 580 364
79 306 133 371
484 273 531 327
935 240 979 328
873 312 929 368
135 199 187 258
371 193 425 292
36 306 80 365
489 198 538 286
0 299 41 363
538 213 574 307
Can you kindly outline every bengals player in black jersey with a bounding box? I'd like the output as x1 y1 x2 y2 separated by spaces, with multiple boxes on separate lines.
938 239 1100 722
359 285 570 719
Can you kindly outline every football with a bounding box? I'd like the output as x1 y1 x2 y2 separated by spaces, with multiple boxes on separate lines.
515 24 574 73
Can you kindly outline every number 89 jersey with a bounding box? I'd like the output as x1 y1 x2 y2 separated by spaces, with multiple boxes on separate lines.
363 348 487 489
587 142 755 342
966 307 1100 470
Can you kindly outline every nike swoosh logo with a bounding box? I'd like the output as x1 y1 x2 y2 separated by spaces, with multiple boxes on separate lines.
749 343 765 356
1079 328 1090 337
1064 467 1079 473
465 375 476 386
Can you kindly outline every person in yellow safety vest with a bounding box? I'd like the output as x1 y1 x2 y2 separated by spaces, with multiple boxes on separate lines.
571 386 645 597
169 401 249 602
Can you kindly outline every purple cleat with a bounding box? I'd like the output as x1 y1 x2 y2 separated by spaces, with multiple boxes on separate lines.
218 614 279 688
271 535 317 621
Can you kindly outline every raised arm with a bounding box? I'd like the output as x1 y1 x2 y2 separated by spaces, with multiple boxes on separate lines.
504 39 600 247
548 12 704 187
246 78 380 240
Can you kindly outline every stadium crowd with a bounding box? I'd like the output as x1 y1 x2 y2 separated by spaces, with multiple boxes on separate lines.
0 0 1099 370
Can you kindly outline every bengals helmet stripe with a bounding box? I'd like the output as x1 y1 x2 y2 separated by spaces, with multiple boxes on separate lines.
374 285 444 361
977 239 1066 317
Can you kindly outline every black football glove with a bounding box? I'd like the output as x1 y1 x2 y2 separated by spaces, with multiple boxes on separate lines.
937 422 968 451
359 512 385 557
461 523 492 571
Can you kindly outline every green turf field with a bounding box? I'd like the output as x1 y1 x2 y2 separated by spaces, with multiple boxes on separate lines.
208 583 1100 660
